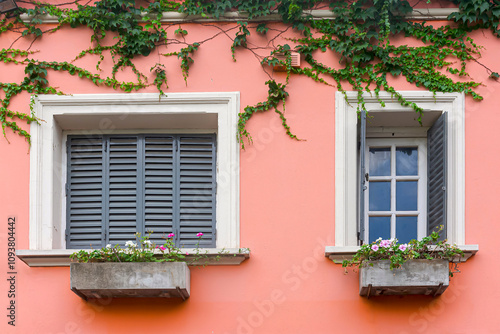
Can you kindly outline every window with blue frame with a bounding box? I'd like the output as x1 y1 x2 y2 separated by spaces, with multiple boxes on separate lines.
365 138 427 243
358 111 447 245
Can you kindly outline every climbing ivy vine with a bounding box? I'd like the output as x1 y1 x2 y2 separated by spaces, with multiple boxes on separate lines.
0 0 499 146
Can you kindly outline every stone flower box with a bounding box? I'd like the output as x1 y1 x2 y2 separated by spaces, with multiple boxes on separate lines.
359 259 449 297
70 262 190 301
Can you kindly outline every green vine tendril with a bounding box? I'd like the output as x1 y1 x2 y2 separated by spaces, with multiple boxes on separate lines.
0 0 497 146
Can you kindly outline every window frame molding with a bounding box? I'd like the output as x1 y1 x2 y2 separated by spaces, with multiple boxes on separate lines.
334 91 465 246
29 92 240 251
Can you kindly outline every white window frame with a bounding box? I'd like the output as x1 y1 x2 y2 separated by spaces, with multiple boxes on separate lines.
365 138 427 242
335 91 465 246
29 92 240 250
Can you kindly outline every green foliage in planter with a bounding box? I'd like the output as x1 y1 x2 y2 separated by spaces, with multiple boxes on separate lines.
342 229 464 276
0 0 498 146
71 232 203 263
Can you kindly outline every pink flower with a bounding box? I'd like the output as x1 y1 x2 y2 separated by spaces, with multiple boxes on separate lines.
159 246 166 251
185 252 189 255
399 244 407 251
196 232 204 237
167 233 175 238
371 244 379 251
380 240 391 248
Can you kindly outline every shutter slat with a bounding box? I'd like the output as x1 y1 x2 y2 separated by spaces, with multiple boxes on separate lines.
70 199 102 204
145 189 174 194
145 208 174 213
427 112 447 240
69 216 103 222
144 215 173 220
144 177 174 182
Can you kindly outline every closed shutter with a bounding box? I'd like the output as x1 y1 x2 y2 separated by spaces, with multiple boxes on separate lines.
177 135 216 248
66 136 105 249
107 136 140 245
427 112 447 240
358 111 367 244
143 135 175 245
66 134 217 249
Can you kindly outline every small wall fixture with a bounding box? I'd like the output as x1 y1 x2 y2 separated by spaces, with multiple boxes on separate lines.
273 52 301 71
0 0 18 14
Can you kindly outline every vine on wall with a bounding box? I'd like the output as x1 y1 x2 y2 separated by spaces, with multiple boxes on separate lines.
0 0 499 146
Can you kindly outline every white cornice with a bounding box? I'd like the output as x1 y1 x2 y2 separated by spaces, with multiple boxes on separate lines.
19 8 458 24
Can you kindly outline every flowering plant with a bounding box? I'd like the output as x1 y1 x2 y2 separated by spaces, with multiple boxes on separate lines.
342 230 464 276
70 232 207 263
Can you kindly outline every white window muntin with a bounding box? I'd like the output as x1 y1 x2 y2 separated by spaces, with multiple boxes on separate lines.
365 138 427 242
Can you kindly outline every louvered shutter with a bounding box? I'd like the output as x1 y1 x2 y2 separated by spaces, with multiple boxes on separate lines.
67 133 217 249
177 135 216 248
107 136 140 245
427 112 447 240
66 136 105 249
143 135 175 245
358 111 367 244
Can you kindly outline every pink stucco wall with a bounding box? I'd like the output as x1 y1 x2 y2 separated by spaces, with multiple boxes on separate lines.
1 11 499 334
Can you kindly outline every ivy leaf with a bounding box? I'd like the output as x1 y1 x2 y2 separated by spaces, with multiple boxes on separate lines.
175 26 188 36
256 23 268 34
479 2 490 14
390 67 402 76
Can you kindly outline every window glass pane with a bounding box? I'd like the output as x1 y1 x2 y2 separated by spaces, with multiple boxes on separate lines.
396 147 418 176
369 147 391 176
369 182 391 211
396 181 418 211
369 216 391 243
396 216 418 243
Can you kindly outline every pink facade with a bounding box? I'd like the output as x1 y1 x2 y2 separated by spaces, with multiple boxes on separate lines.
1 3 499 334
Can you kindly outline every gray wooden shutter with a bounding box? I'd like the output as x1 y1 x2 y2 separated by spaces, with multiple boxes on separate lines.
67 133 217 249
358 111 367 244
66 136 105 249
143 135 175 245
106 135 140 245
427 112 447 240
176 135 216 248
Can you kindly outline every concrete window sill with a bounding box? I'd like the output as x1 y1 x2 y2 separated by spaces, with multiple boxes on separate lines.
324 244 478 263
16 248 250 267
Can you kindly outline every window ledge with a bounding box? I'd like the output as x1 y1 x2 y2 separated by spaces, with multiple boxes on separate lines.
324 245 478 263
16 248 250 267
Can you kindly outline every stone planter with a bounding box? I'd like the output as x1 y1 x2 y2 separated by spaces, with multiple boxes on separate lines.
359 259 449 297
70 262 190 301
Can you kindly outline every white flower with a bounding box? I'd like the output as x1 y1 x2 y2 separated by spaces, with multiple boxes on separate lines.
376 237 382 242
125 241 137 248
144 240 152 245
105 244 112 249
